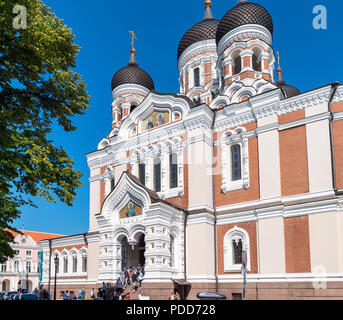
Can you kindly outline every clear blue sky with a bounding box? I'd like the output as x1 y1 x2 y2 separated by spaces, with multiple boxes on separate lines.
13 0 342 235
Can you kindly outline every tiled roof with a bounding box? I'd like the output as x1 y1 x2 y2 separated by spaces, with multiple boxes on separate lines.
5 229 66 243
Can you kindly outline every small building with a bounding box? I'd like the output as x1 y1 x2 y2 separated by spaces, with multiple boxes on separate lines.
0 230 64 292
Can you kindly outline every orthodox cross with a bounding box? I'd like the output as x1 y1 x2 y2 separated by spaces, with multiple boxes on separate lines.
129 31 137 51
277 51 281 69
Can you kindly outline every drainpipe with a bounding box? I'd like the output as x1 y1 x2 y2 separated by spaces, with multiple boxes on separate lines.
328 82 341 194
48 239 52 292
211 110 219 293
184 211 188 282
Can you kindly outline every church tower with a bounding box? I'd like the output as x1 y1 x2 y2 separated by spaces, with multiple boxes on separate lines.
110 32 154 131
177 0 219 106
215 0 277 104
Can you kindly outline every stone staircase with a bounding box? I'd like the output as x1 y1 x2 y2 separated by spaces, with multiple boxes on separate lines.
121 284 144 300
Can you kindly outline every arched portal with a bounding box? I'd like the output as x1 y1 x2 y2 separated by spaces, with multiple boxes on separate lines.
120 233 145 269
2 279 10 292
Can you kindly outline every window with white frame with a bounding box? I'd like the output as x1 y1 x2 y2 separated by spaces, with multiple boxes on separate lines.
230 145 242 181
13 260 20 272
26 261 31 273
72 253 77 273
153 157 161 192
53 255 59 274
81 252 87 273
26 250 32 256
169 153 178 189
221 128 249 193
223 226 250 272
130 139 184 197
63 255 68 273
139 162 146 186
193 67 200 87
0 262 7 272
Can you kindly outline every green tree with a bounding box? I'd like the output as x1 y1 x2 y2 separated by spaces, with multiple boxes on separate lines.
0 0 90 263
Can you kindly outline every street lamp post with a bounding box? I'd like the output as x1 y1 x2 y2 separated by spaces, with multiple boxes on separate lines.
54 255 58 301
242 250 247 300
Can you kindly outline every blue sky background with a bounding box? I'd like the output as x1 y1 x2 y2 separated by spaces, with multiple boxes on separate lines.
13 0 343 235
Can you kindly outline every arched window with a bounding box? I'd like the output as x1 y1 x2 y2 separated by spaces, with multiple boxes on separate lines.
139 163 146 185
153 157 161 192
130 102 138 113
0 263 7 272
72 254 77 273
232 51 242 75
169 153 178 189
14 261 20 273
252 54 258 72
211 91 216 101
252 48 262 72
223 226 250 272
81 253 87 273
193 96 201 105
26 261 31 273
232 239 243 264
194 67 200 87
110 178 115 191
63 255 68 273
231 145 242 181
54 255 59 274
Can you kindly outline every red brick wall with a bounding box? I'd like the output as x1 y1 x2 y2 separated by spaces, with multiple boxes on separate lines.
333 120 343 189
217 221 258 274
214 137 260 207
204 62 212 85
279 126 309 196
332 101 343 113
284 216 311 273
278 109 305 125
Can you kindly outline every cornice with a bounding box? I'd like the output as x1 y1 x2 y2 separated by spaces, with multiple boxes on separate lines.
217 24 272 56
178 39 218 72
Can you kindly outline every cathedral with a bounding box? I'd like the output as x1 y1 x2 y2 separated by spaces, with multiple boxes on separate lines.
41 0 343 300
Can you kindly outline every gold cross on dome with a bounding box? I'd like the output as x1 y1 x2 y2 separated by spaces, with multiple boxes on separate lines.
129 31 137 51
277 51 281 69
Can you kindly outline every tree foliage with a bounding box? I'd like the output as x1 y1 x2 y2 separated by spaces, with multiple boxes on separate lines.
0 0 90 263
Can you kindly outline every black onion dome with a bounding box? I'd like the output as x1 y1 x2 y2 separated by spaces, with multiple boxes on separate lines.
276 68 300 98
111 58 154 92
216 2 273 45
178 19 219 61
277 83 301 98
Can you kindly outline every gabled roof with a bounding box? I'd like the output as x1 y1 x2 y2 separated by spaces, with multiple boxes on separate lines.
5 229 65 243
105 171 185 212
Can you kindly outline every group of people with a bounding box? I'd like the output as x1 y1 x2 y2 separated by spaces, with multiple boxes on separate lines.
90 264 146 300
119 263 145 293
63 289 86 300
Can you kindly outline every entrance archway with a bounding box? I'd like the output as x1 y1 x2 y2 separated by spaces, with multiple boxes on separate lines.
120 233 145 269
2 279 10 292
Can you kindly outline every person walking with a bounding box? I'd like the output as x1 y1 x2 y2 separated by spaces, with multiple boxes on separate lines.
91 288 95 300
121 268 126 288
116 277 123 295
63 290 69 300
132 272 138 293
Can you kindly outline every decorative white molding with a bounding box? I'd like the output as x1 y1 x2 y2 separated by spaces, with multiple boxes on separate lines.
220 127 250 193
223 226 251 273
